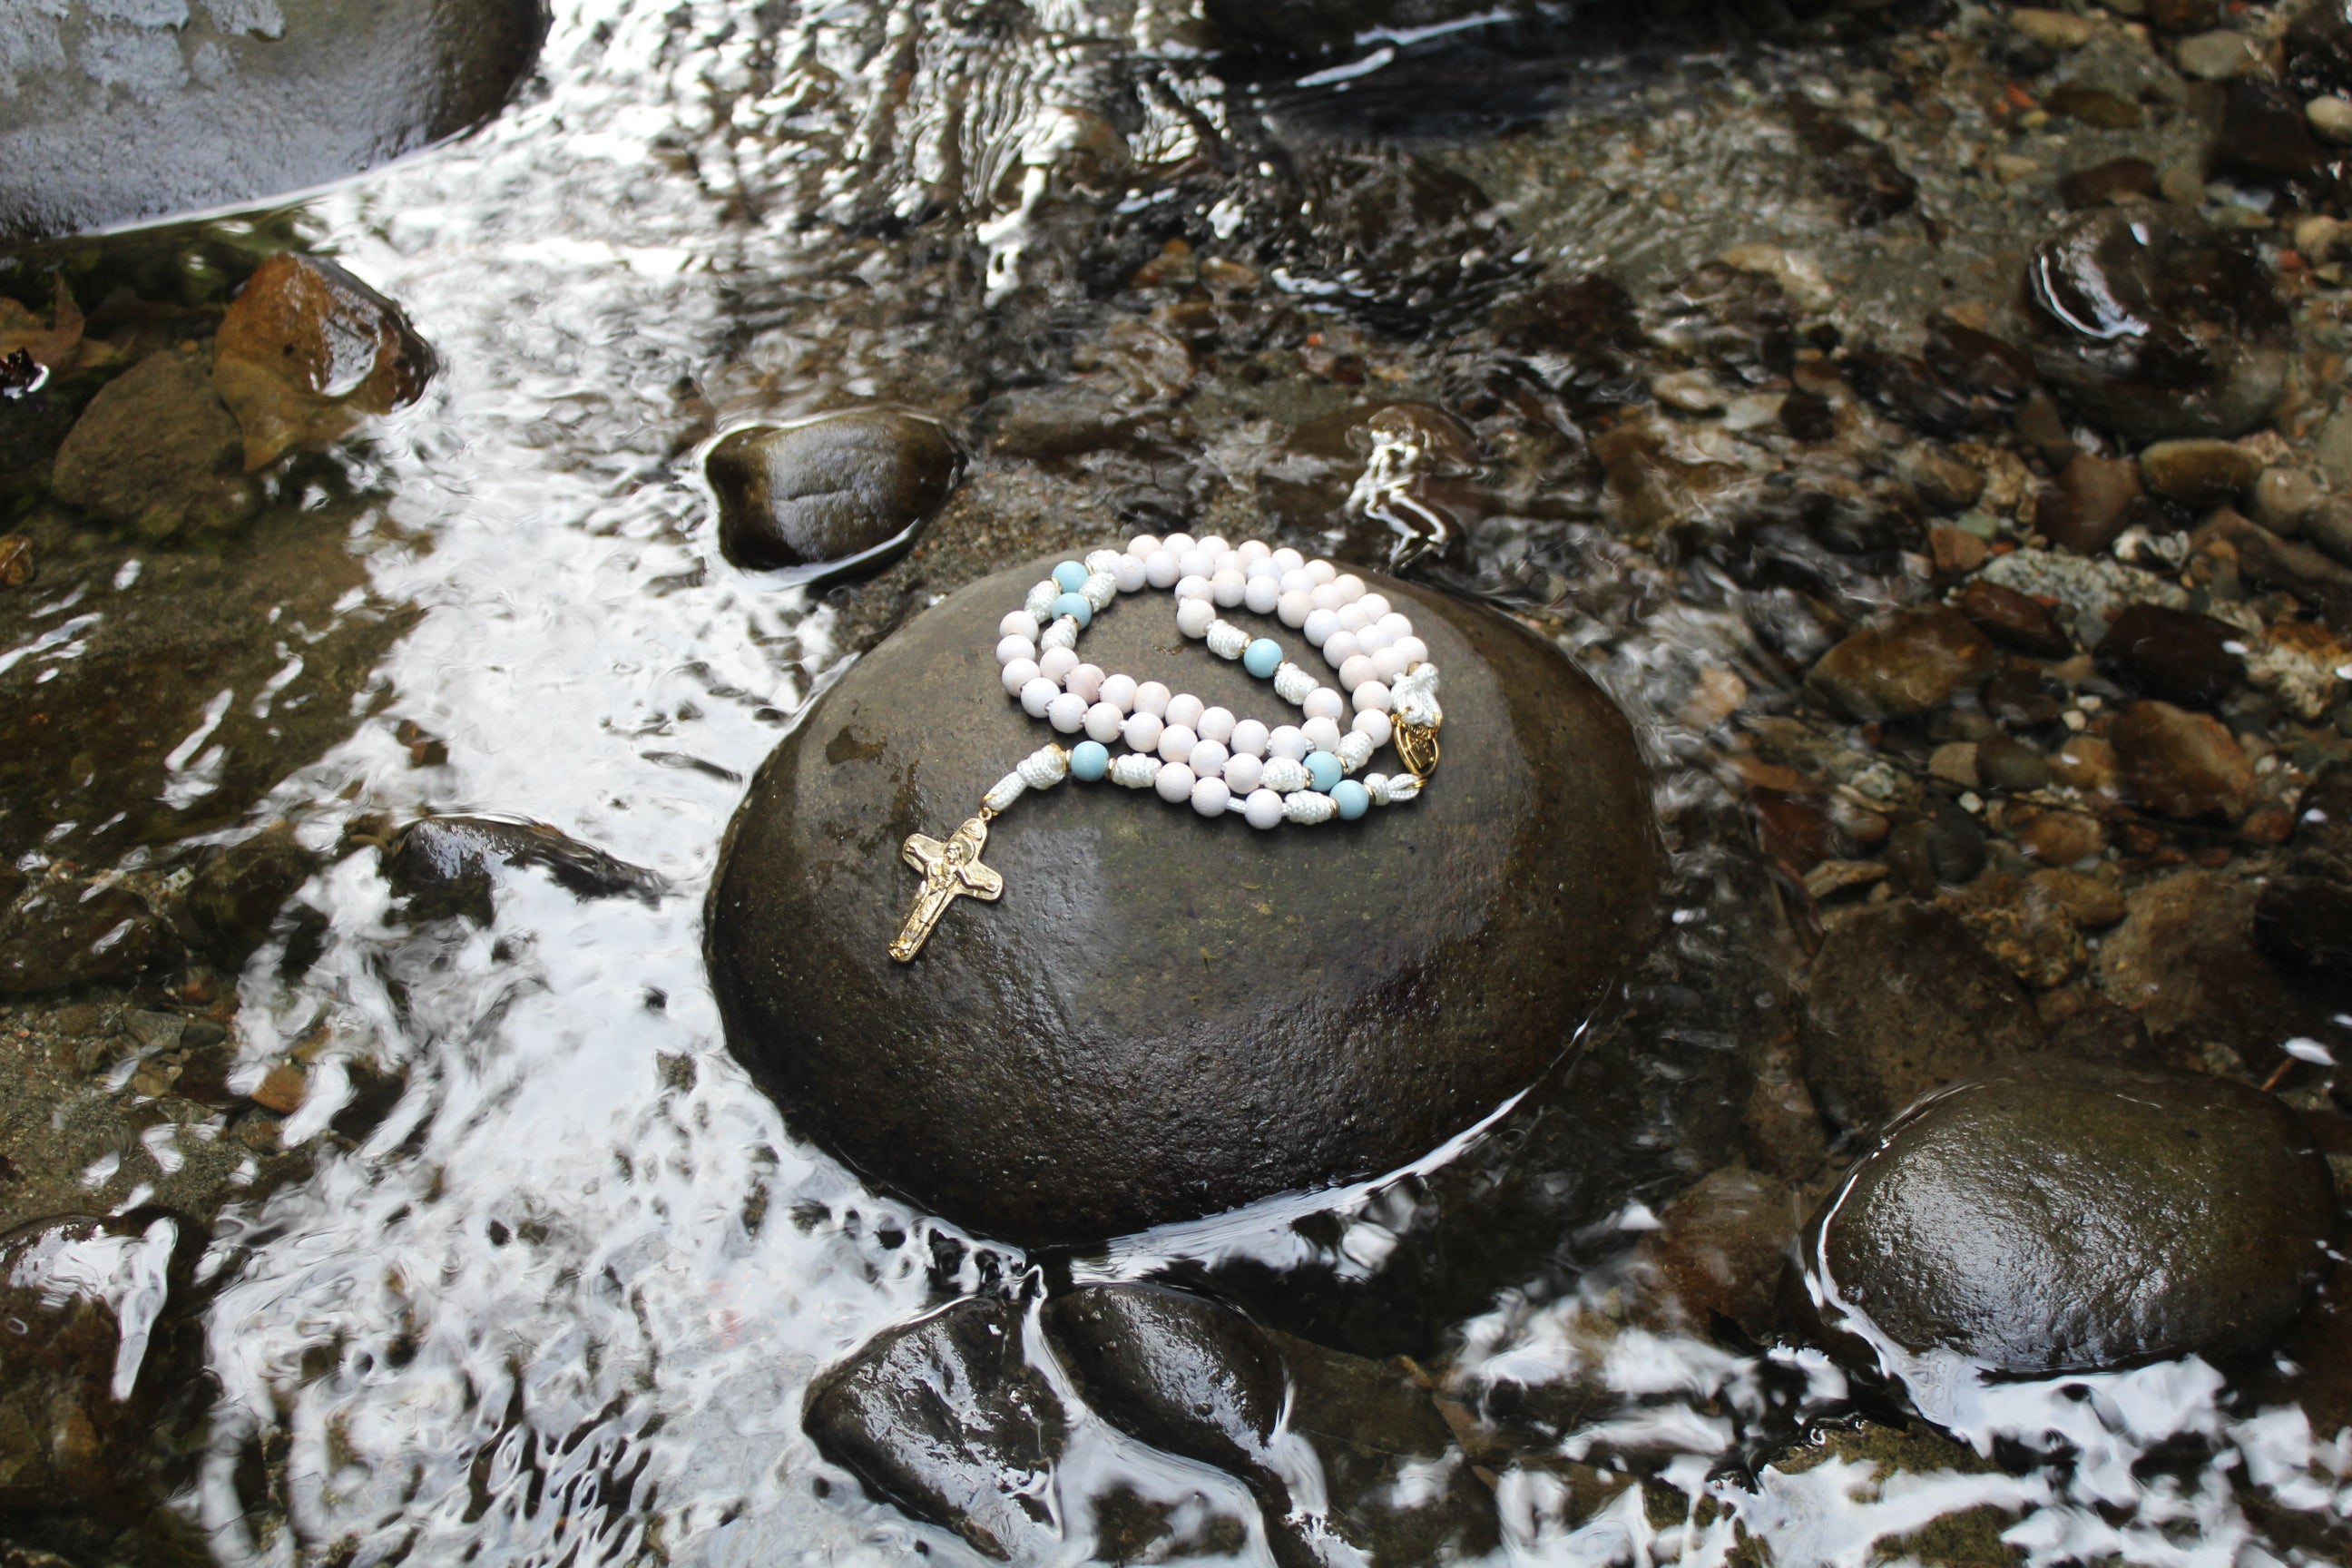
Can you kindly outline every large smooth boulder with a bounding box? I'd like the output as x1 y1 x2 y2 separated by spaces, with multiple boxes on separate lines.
1797 1057 2339 1376
708 558 1659 1244
0 0 546 240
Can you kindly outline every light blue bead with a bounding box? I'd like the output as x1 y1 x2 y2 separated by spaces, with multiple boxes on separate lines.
1331 779 1370 820
1305 750 1342 791
1052 592 1093 628
1053 560 1090 593
1070 740 1109 781
1243 638 1282 679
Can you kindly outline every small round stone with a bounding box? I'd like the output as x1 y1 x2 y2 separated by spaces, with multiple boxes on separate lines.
1040 647 1079 682
1269 725 1309 760
1353 709 1392 747
1243 788 1285 829
1166 693 1206 730
1245 576 1281 615
1305 750 1342 791
1331 779 1370 819
1070 740 1110 782
996 633 1036 666
1158 724 1198 764
1000 610 1039 638
1304 688 1345 721
1135 681 1171 717
1355 681 1392 714
1145 549 1181 589
1122 710 1164 751
1197 706 1236 743
1020 677 1059 719
1048 692 1088 733
1230 720 1269 758
1155 761 1196 803
1303 608 1340 646
1052 592 1093 628
1223 753 1263 794
1191 777 1231 817
1212 568 1248 608
1066 663 1104 702
1190 740 1230 779
1244 638 1284 679
1001 658 1041 696
1302 716 1343 753
1054 560 1089 593
1100 672 1138 713
1084 702 1125 742
1339 653 1377 692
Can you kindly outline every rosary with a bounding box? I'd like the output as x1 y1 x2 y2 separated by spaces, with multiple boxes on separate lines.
890 534 1443 962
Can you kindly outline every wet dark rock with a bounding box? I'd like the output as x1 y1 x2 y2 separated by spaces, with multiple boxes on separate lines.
183 823 318 968
1952 581 2072 660
2024 208 2290 443
2043 995 2155 1063
1885 809 1987 896
2093 603 2245 709
2138 438 2262 508
706 411 961 583
2036 453 2144 556
0 536 32 591
1800 1057 2338 1374
803 1298 1063 1561
0 1214 190 1511
1199 0 1519 54
2111 700 2257 820
376 816 666 924
707 559 1660 1244
2210 75 2325 184
2059 156 2161 207
1799 902 2042 1139
983 387 1168 462
0 881 180 997
212 252 437 472
1634 1165 1800 1339
2252 468 2324 536
1842 349 2004 440
1808 606 1996 722
1786 100 1916 227
0 0 547 240
2254 761 2352 975
2100 869 2311 1067
2193 512 2352 632
1779 388 1838 442
49 350 259 541
1046 1286 1284 1482
1975 733 2050 792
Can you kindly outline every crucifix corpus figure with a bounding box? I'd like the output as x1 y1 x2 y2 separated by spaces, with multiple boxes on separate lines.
890 814 1004 962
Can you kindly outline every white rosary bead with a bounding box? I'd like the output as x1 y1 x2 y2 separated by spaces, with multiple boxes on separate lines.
1135 681 1171 717
1357 624 1392 654
1174 573 1212 603
1353 709 1393 747
1323 630 1359 667
1336 602 1370 633
1205 620 1249 660
1048 691 1087 733
1157 724 1197 764
1271 546 1305 573
1002 658 1040 696
1260 756 1310 792
1337 731 1376 773
1245 575 1281 615
1371 646 1409 683
1165 692 1205 730
1122 710 1164 751
1279 591 1314 628
1238 539 1271 565
1197 706 1235 743
1084 702 1125 742
1020 676 1058 718
1067 663 1104 702
1304 687 1344 721
1190 739 1229 779
1145 549 1181 588
1040 646 1079 682
1041 616 1080 652
1272 662 1316 705
1162 531 1196 553
1269 725 1308 761
1211 568 1247 607
1025 581 1058 620
1223 752 1263 794
1377 612 1413 640
1083 571 1119 611
1176 599 1215 638
1338 653 1377 693
1357 593 1390 621
1100 672 1138 713
1000 610 1040 638
1306 559 1336 584
1244 788 1285 829
997 633 1037 667
1127 534 1161 556
1301 715 1343 753
1280 568 1314 595
1283 790 1337 825
1354 681 1392 714
1393 635 1429 666
1333 573 1366 604
1229 719 1268 757
1155 761 1195 802
1113 554 1148 593
1191 776 1230 817
1310 582 1344 612
1302 608 1339 646
1179 547 1217 580
1112 752 1160 789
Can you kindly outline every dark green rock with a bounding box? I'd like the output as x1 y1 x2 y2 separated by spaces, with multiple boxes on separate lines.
706 558 1659 1244
802 1298 1063 1562
1799 1056 2340 1374
705 411 961 583
0 0 546 241
49 351 256 541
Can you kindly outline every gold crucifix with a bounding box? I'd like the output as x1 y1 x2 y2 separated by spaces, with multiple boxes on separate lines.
889 813 1004 962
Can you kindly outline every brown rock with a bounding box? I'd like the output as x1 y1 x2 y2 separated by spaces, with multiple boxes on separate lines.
2059 156 2161 207
50 349 259 540
2098 869 2314 1065
708 410 963 583
2030 867 2127 926
2194 512 2352 632
2138 438 2263 508
1950 874 2089 989
1744 1034 1829 1181
2094 603 2246 709
1928 526 1989 575
1808 606 1996 721
2039 453 2144 555
249 1063 307 1114
1904 448 1987 513
1978 732 2051 792
1635 1166 1802 1339
2050 733 2120 792
1953 580 2073 659
2111 701 2257 820
212 252 437 471
1799 901 2043 1137
2251 468 2324 536
2011 802 2105 865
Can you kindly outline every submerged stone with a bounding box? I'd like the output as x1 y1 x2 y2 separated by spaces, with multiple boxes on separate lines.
0 0 547 241
212 252 437 471
1798 1057 2339 1374
706 411 961 583
50 349 258 541
707 558 1659 1244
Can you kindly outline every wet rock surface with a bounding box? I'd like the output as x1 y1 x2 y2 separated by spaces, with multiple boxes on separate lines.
706 411 962 582
2111 700 2258 820
211 252 436 472
1804 1056 2339 1374
2093 603 2245 708
49 349 256 541
708 557 1660 1244
0 0 548 240
1807 606 1996 721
